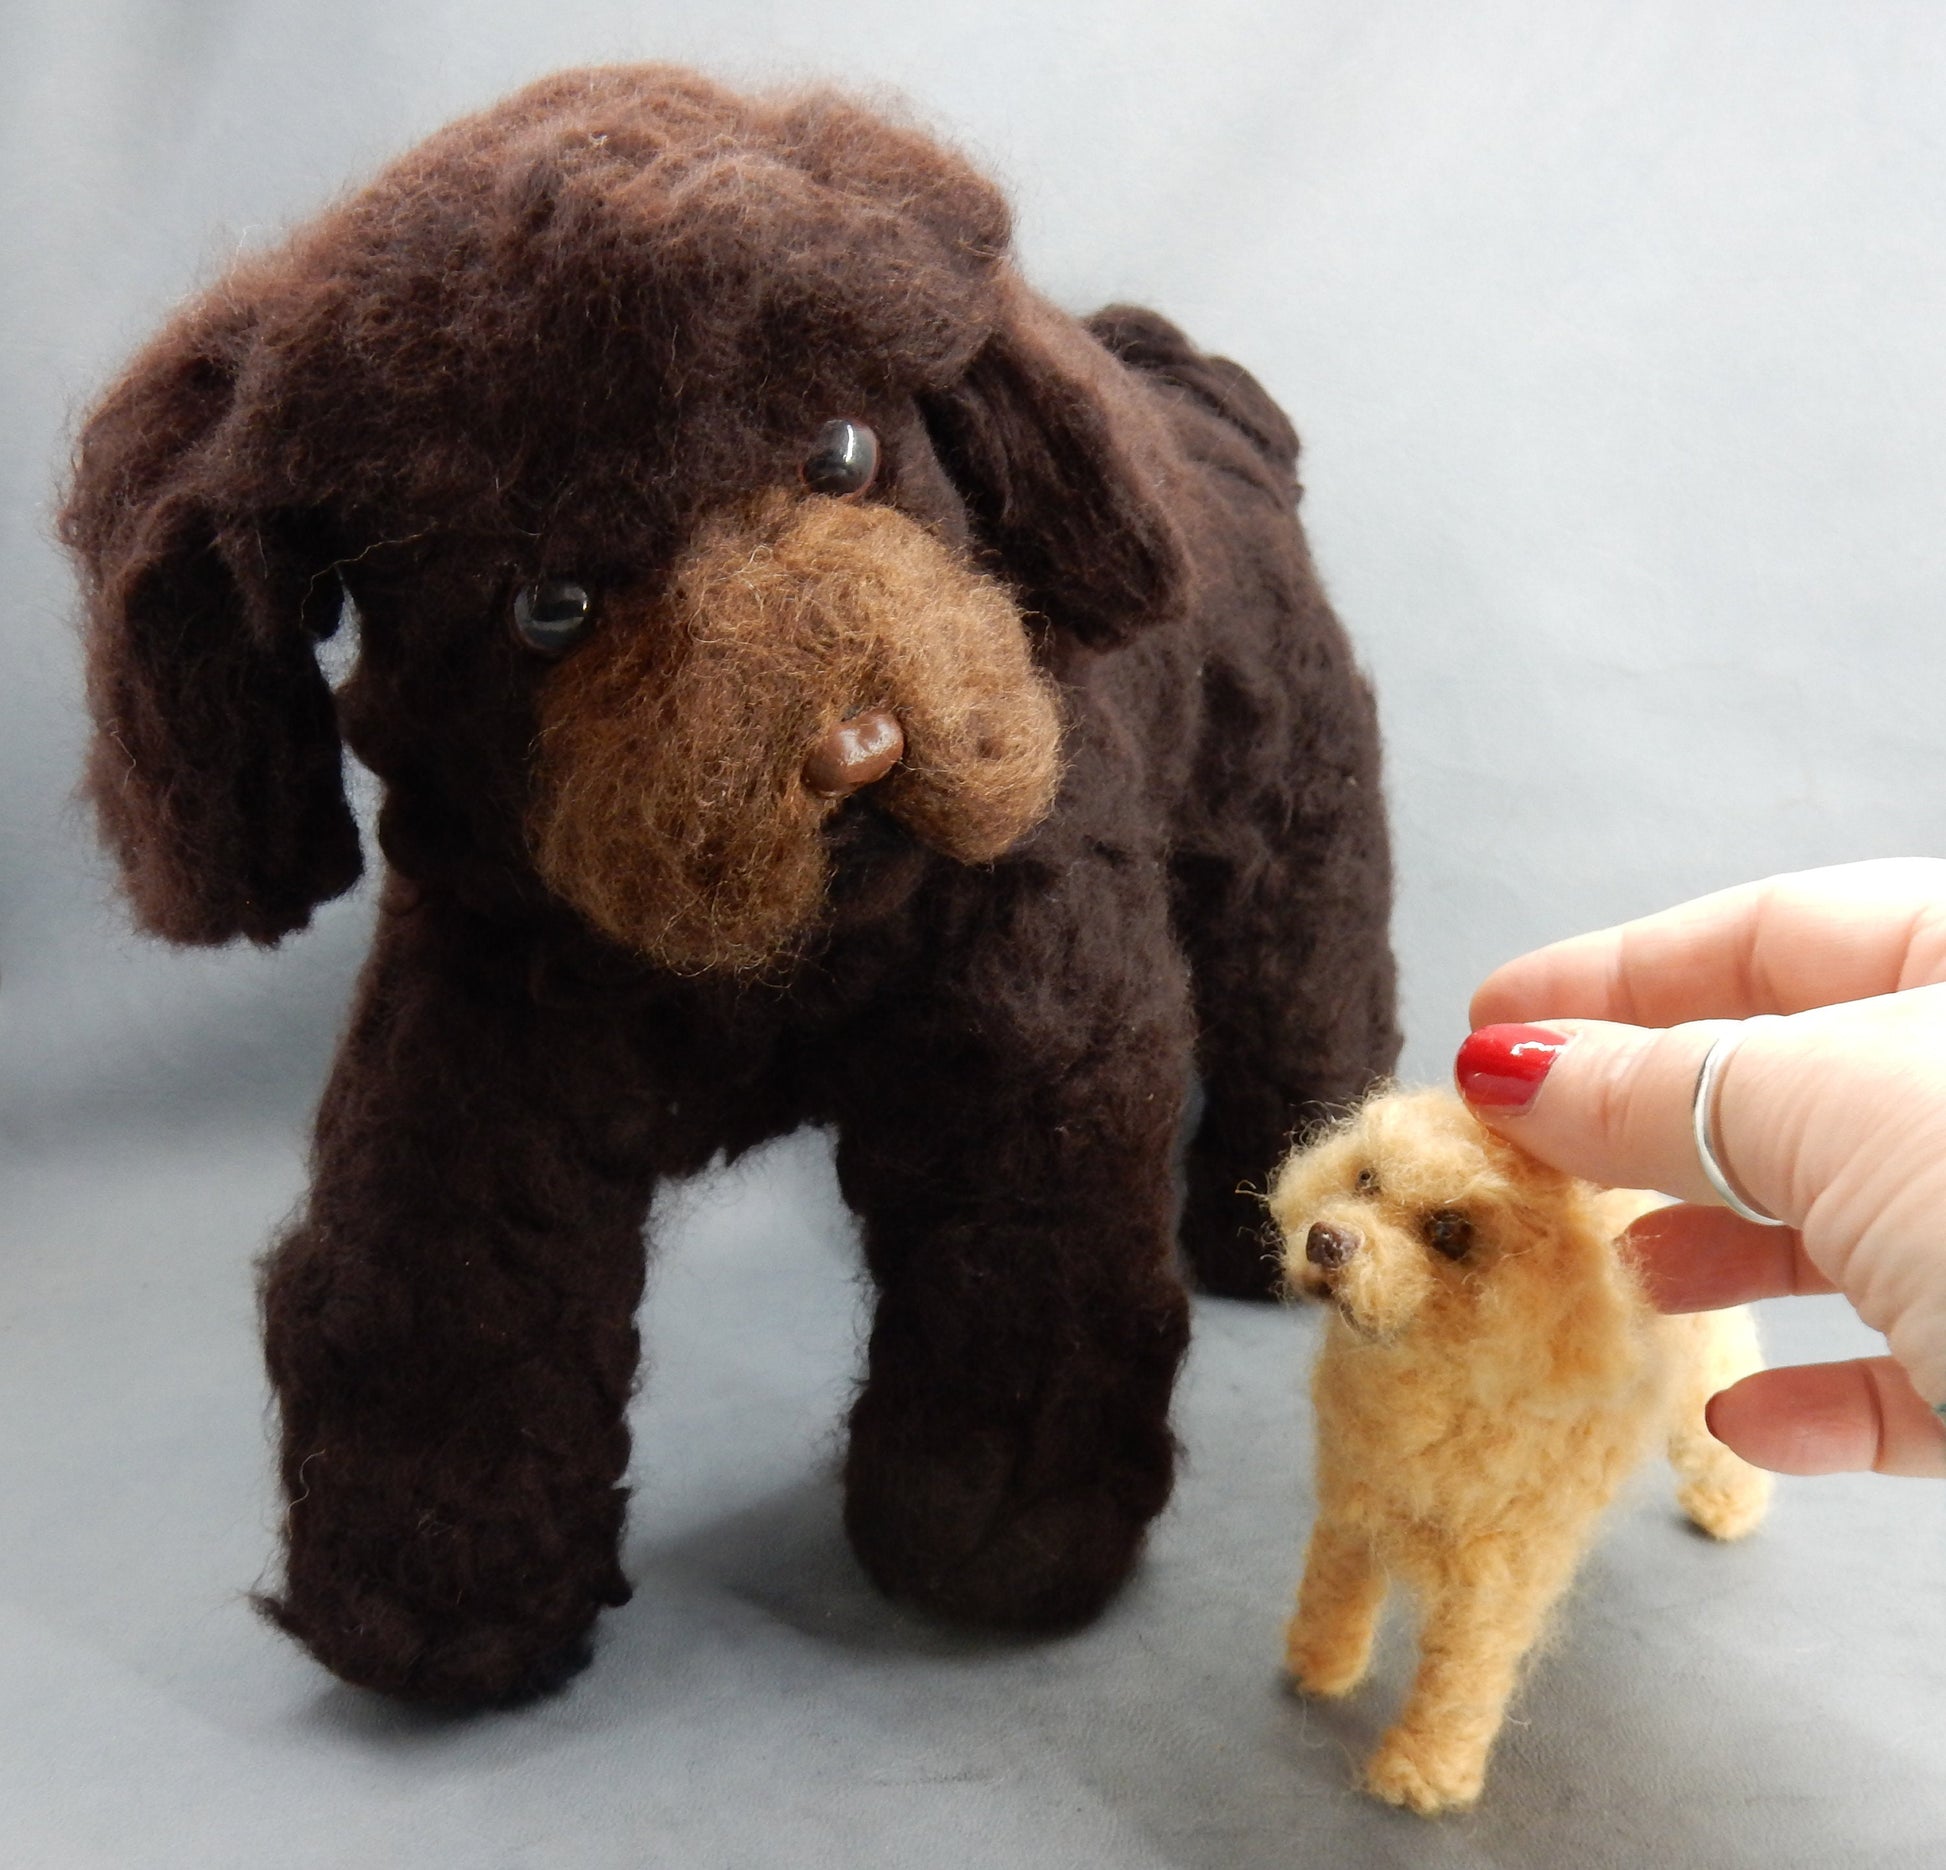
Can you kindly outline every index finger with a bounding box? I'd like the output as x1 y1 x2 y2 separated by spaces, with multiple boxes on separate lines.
1625 1203 1838 1313
1472 860 1946 1030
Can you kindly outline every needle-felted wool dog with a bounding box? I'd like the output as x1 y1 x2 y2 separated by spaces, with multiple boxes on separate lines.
1268 1089 1769 1815
61 66 1400 1704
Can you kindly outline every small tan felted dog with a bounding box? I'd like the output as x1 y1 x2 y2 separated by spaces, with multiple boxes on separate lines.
1267 1088 1771 1815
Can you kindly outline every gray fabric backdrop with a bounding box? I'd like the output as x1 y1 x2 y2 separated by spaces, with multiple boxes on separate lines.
3 4 1943 1865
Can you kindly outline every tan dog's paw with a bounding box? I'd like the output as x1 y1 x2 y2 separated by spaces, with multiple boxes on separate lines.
1363 1727 1485 1816
1677 1468 1772 1542
1283 1613 1371 1699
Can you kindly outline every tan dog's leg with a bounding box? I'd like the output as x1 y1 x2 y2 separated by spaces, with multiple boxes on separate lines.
1365 1553 1570 1815
1285 1519 1387 1698
1666 1307 1772 1540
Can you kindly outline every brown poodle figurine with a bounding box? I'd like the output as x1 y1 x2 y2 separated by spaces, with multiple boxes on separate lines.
1268 1089 1769 1815
61 66 1399 1704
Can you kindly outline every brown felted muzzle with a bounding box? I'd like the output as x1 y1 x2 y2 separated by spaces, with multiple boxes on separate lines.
528 489 1063 973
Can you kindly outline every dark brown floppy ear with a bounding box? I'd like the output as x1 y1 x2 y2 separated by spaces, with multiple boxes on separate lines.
60 305 361 947
918 280 1192 648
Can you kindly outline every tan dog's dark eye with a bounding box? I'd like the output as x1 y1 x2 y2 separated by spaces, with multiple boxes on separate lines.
1426 1210 1473 1260
513 579 593 654
802 419 878 498
1355 1168 1380 1195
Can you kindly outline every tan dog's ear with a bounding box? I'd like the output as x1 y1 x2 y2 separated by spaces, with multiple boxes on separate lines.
61 295 360 946
918 280 1191 648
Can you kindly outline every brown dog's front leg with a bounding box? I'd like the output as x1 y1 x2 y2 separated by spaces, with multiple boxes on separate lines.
258 897 661 1704
827 872 1196 1631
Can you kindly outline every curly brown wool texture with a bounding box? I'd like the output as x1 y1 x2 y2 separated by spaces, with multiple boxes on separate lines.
61 64 1400 1706
530 489 1062 974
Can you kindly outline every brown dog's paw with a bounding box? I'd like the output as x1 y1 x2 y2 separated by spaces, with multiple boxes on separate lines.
260 1577 621 1707
1363 1727 1486 1816
259 1583 615 1707
260 1537 630 1707
844 1421 1173 1631
846 1477 1158 1631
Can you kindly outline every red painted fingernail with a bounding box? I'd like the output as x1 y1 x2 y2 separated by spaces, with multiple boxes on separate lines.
1455 1024 1570 1113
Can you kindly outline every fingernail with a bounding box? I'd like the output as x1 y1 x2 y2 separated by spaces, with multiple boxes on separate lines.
1704 1392 1724 1443
1455 1024 1570 1113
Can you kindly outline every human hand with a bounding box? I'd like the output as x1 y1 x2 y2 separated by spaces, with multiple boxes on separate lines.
1457 859 1946 1478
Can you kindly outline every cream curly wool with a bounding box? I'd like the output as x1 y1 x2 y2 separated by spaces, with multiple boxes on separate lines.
1268 1088 1770 1816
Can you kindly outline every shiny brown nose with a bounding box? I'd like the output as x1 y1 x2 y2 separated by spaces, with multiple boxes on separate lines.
1306 1222 1359 1271
804 710 905 799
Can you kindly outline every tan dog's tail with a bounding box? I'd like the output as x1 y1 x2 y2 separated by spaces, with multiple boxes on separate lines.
1665 1306 1772 1540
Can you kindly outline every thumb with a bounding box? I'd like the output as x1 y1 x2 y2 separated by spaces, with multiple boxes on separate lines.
1453 1017 1789 1217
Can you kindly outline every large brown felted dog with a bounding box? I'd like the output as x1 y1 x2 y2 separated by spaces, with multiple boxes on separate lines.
62 65 1399 1705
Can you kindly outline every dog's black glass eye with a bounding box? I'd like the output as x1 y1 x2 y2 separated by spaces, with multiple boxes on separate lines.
513 579 593 654
802 419 878 498
1355 1168 1380 1195
1426 1210 1474 1261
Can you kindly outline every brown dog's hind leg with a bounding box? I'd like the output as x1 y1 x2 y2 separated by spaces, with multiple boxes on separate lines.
1666 1308 1773 1541
258 896 661 1705
1285 1518 1387 1698
1169 658 1399 1299
829 871 1195 1630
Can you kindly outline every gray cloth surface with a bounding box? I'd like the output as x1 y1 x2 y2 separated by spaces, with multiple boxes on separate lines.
3 1129 1940 1868
5 3 1946 1865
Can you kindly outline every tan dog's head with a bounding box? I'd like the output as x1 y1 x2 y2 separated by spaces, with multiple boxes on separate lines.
1268 1088 1602 1345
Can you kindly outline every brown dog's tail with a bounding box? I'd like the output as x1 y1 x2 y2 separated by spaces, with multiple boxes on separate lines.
1085 303 1301 483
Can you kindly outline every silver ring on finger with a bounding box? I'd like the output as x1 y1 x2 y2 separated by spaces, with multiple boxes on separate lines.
1690 1015 1790 1228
